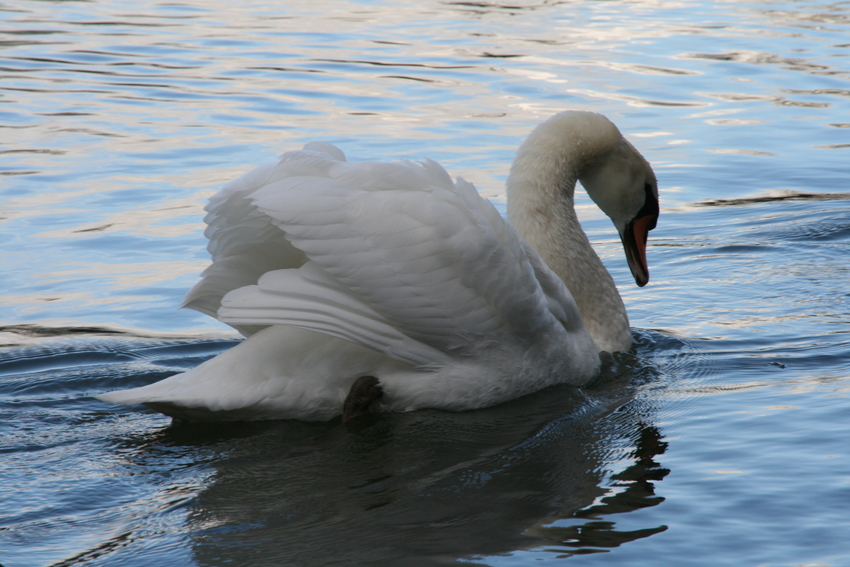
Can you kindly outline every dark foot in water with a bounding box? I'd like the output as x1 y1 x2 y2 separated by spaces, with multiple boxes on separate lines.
342 376 383 423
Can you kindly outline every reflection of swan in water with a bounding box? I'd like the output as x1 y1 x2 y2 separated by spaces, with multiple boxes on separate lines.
98 111 658 422
155 372 669 565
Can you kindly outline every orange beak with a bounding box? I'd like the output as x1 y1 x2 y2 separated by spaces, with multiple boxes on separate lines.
621 212 657 287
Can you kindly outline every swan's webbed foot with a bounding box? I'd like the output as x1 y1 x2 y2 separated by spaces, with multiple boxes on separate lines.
342 375 384 423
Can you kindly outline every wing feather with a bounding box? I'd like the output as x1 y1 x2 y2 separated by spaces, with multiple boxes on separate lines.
182 145 346 333
184 142 583 364
249 154 579 353
217 262 447 367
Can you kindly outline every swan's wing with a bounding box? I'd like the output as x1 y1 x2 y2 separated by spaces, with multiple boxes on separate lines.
235 153 583 360
182 143 344 334
217 261 449 367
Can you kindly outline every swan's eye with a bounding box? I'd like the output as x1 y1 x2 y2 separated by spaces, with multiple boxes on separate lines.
636 182 659 228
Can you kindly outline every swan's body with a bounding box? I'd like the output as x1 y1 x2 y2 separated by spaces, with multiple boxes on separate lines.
98 111 658 422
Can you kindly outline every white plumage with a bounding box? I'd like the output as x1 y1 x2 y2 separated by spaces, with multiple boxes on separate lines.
98 111 659 421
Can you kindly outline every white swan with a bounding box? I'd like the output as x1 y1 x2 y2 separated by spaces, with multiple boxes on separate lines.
97 111 659 422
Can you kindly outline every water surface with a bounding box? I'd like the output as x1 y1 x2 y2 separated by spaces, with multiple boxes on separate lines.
1 0 848 566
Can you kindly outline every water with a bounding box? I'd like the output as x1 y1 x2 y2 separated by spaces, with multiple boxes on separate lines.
1 0 848 565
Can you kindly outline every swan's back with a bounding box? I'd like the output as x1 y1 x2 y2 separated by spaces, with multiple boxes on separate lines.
184 143 590 370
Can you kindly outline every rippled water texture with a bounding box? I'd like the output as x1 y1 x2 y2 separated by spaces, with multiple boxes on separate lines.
1 1 849 566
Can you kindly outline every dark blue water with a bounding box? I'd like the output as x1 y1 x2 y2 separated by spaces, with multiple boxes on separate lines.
1 0 849 565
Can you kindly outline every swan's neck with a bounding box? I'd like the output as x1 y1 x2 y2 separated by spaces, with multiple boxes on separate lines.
506 118 631 353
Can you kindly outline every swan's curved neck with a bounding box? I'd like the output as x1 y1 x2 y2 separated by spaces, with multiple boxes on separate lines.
505 113 631 353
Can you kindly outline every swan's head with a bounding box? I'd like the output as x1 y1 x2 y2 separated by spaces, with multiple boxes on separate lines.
507 111 659 287
578 135 659 287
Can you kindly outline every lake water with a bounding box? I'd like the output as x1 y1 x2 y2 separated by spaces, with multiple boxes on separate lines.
1 0 848 565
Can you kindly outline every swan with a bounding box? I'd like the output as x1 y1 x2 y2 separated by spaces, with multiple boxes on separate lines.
97 111 659 422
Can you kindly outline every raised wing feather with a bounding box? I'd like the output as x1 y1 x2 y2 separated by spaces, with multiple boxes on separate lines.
217 261 449 367
182 144 343 334
246 152 582 357
186 142 583 366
